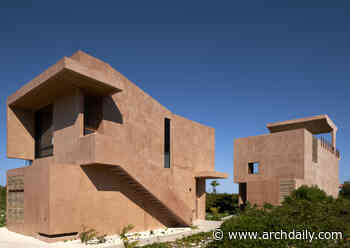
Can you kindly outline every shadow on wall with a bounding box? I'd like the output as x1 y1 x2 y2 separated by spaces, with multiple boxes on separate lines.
81 164 175 227
51 94 123 133
103 96 123 124
10 106 35 138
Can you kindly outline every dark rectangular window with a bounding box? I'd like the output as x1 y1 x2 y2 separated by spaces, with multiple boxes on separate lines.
164 118 171 168
35 104 53 158
312 136 318 163
239 183 247 206
84 95 103 135
248 162 260 174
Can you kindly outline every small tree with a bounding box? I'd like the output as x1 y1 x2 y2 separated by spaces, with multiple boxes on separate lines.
210 180 220 194
340 182 350 199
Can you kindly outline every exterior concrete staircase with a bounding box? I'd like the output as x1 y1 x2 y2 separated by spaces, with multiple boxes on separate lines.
107 165 192 227
78 134 193 227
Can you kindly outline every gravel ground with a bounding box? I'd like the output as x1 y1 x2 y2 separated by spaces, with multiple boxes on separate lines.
0 219 224 248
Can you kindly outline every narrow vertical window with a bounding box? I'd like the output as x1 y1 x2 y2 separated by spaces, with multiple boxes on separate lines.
164 118 171 168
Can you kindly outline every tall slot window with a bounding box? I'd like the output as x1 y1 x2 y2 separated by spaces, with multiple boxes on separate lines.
164 118 171 168
84 95 103 135
35 104 53 158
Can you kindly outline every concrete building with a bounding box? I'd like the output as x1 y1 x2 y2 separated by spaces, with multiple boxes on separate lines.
234 115 340 207
6 51 227 240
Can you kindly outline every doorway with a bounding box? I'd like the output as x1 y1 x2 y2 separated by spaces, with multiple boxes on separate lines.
195 179 206 220
239 183 247 210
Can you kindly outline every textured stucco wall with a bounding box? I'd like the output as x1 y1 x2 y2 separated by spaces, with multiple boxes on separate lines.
7 106 35 160
7 160 51 236
234 128 305 183
246 179 280 206
47 164 167 235
303 130 339 198
53 88 84 164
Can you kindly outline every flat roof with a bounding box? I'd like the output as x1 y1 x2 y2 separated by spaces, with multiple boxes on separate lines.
194 171 228 179
267 115 337 134
7 54 123 110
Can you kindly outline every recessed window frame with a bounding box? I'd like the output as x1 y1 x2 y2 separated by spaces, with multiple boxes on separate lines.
164 118 171 168
248 161 260 175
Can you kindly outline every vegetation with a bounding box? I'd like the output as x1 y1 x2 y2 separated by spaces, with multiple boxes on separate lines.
210 180 220 194
206 193 238 215
120 224 139 248
138 232 212 248
207 186 350 248
206 210 231 221
208 207 221 221
78 225 106 244
0 186 6 227
340 182 350 199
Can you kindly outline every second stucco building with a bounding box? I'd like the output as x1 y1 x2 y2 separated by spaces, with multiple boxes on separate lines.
234 115 340 206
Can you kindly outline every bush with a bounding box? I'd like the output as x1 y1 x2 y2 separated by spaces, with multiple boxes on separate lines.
140 244 169 248
0 186 6 227
79 225 107 244
206 193 238 214
120 224 139 248
139 232 212 248
340 182 350 199
209 207 221 221
284 185 331 203
207 186 350 248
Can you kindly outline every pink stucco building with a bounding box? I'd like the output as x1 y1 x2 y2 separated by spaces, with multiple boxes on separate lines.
6 51 227 241
234 115 340 207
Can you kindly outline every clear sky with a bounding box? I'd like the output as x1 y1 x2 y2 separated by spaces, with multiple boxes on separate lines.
1 1 349 193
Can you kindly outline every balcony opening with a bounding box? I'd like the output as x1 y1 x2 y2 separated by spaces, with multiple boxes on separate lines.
84 95 103 135
35 104 53 158
248 162 259 174
164 118 171 168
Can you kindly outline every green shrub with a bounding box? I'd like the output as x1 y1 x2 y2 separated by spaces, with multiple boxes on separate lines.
209 207 221 221
137 232 212 247
340 182 350 199
174 232 211 247
120 224 139 248
284 185 332 203
79 226 98 244
206 193 238 214
79 225 107 244
207 185 350 248
139 243 169 248
0 186 6 227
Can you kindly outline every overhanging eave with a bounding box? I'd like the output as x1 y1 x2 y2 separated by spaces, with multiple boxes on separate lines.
195 171 228 179
7 57 123 110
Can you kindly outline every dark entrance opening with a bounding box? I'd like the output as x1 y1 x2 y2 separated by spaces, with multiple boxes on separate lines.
239 183 247 210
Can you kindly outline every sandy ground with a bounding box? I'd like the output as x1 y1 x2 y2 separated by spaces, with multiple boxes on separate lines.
0 219 226 248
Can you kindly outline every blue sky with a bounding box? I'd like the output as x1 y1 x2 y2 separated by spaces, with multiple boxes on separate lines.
1 1 349 193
